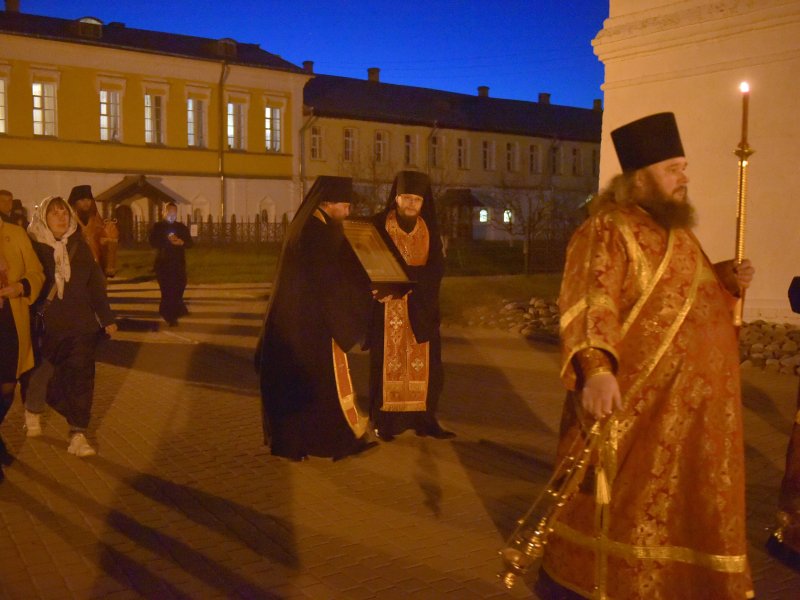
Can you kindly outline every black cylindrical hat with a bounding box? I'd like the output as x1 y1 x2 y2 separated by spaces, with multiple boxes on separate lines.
67 184 94 206
610 112 685 172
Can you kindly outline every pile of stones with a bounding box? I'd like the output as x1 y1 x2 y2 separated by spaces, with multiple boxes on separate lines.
495 298 800 376
739 320 800 375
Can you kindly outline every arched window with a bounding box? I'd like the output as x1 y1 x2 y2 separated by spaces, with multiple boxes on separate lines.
503 209 513 224
479 208 489 223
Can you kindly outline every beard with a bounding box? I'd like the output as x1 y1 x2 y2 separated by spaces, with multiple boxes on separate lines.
395 211 419 233
75 206 94 225
637 176 696 230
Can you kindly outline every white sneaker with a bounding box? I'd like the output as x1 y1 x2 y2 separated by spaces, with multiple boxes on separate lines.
67 433 96 457
24 410 42 437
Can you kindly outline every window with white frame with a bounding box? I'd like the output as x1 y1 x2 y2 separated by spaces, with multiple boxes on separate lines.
343 128 356 162
550 145 561 175
482 140 496 171
479 208 489 223
506 142 519 172
503 208 513 224
404 134 417 166
529 144 540 174
0 79 6 134
310 125 322 159
374 130 388 163
572 147 582 176
32 81 57 136
144 93 165 144
227 101 246 150
99 89 121 141
457 137 470 169
187 98 206 147
265 106 281 152
429 135 440 168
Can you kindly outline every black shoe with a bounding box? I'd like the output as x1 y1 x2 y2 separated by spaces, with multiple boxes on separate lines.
373 427 395 442
417 421 456 440
767 533 800 570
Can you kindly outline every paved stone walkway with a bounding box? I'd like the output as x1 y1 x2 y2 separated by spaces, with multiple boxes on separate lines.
0 281 798 599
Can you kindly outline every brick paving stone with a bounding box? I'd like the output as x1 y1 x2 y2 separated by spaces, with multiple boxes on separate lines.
1 282 798 598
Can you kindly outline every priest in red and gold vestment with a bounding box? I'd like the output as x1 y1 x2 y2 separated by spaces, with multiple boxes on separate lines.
67 185 118 278
367 171 454 441
538 113 755 599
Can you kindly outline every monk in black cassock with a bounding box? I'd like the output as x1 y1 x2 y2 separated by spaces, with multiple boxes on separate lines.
149 202 192 326
256 176 375 461
368 171 454 441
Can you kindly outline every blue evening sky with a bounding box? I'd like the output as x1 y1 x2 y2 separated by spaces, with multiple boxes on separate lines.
21 0 608 109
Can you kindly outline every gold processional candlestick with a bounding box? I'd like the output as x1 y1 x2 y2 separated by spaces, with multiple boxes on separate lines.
733 81 754 327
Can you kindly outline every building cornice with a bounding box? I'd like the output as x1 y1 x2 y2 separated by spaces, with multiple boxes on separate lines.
593 0 800 63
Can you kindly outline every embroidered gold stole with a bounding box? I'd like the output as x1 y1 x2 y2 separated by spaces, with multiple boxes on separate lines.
332 340 367 437
381 210 430 412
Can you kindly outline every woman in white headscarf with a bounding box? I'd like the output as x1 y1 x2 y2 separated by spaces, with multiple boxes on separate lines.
26 196 116 458
0 214 44 481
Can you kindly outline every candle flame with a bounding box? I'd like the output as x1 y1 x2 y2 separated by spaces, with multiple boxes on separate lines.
740 82 750 93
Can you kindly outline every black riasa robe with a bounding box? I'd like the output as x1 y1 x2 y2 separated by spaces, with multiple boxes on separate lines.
367 212 445 435
149 220 193 323
258 211 371 459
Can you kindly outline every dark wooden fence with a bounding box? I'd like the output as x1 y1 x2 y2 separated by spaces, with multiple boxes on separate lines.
128 215 287 246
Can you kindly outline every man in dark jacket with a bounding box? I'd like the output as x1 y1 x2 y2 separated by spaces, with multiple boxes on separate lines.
256 176 374 461
149 202 192 326
368 171 454 441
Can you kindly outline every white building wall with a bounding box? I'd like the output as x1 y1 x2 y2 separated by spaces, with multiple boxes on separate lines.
594 0 800 323
2 169 295 224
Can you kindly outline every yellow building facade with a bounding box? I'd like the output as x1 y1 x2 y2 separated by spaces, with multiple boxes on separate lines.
0 11 308 229
302 73 602 241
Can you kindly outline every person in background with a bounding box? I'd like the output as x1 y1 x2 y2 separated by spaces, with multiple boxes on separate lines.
67 184 118 278
769 279 800 568
0 215 44 481
367 171 454 441
256 176 375 461
10 199 29 230
0 189 13 224
149 202 192 327
25 196 116 458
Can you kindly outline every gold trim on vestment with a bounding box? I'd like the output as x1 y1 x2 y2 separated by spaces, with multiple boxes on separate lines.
381 210 431 413
612 210 653 293
619 229 675 340
620 240 703 405
560 297 588 331
332 340 367 437
552 521 748 573
592 238 707 598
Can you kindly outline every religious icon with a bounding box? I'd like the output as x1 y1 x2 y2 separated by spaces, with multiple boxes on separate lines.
342 219 413 296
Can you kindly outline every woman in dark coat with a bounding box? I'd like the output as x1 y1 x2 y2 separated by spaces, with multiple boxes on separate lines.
25 196 116 457
0 218 44 481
